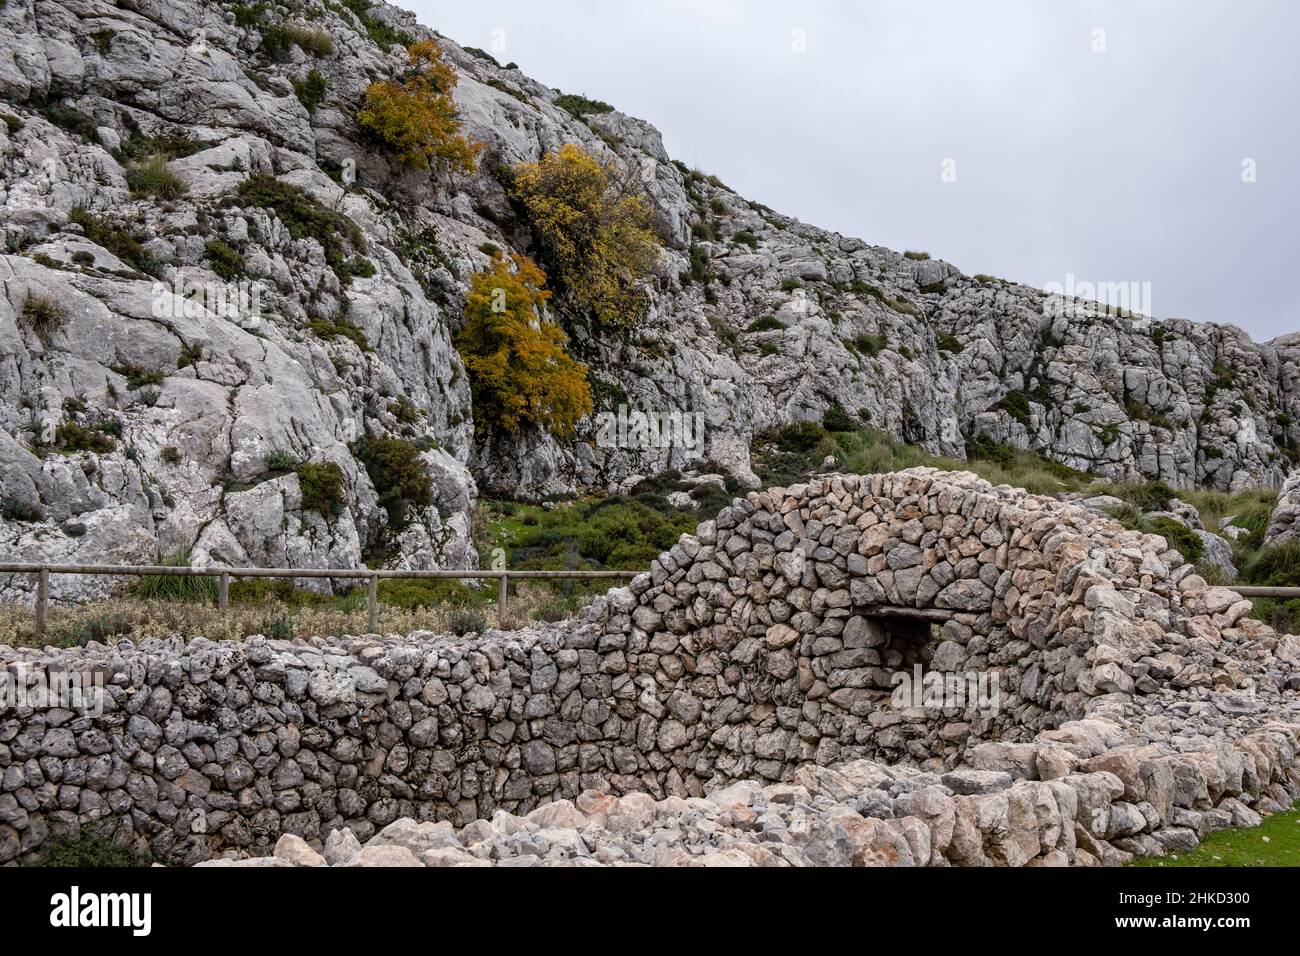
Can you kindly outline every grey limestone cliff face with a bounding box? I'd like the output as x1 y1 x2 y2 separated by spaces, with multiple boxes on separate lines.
0 0 1297 586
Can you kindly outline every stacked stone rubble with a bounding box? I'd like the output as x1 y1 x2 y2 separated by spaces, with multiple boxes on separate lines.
1 469 1297 865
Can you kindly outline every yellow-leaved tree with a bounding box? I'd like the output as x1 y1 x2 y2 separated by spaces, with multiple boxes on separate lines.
456 254 593 437
510 143 659 328
357 40 481 172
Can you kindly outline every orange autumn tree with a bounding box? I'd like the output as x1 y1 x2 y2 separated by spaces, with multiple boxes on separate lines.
456 254 592 437
357 40 481 172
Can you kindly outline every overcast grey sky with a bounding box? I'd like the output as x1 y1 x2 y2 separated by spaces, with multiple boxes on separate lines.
409 0 1298 342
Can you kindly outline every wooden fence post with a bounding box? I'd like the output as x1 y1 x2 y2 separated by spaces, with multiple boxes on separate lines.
34 568 49 641
367 574 378 632
218 571 230 611
498 572 509 620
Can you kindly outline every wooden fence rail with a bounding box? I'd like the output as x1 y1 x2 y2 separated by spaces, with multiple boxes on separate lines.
0 563 639 639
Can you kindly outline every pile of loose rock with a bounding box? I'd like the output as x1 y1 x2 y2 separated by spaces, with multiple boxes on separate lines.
206 731 1299 867
3 469 1299 866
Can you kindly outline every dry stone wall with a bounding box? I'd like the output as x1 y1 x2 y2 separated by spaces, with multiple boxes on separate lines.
2 469 1299 866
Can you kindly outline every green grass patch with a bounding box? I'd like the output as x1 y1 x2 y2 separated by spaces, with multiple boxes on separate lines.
1132 805 1300 867
745 315 785 334
751 423 1096 496
308 315 371 351
204 239 245 280
127 555 218 604
1108 506 1204 565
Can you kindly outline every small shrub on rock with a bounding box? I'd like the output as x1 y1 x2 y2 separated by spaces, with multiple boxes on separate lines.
354 435 433 526
235 174 363 282
297 460 345 516
357 40 480 172
204 240 245 280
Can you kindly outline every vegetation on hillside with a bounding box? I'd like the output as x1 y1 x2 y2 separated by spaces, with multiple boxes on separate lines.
357 40 480 172
234 174 363 282
510 143 659 328
456 254 592 437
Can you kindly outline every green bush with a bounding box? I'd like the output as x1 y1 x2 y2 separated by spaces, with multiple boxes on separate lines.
936 331 964 353
55 420 115 454
231 3 270 28
263 610 293 640
822 405 857 433
903 250 930 261
264 451 299 475
346 257 376 278
340 0 413 48
308 315 371 351
554 93 615 116
69 207 154 274
355 436 432 526
204 240 245 280
1144 516 1203 565
846 333 885 357
293 68 328 112
40 102 100 141
114 364 164 389
745 315 785 333
848 280 886 300
118 131 201 163
51 613 133 648
377 577 476 610
998 390 1033 426
297 460 345 515
495 497 698 572
447 606 488 636
1103 479 1177 513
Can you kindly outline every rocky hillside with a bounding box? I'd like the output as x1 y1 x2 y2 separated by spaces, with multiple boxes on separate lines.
1 0 1297 590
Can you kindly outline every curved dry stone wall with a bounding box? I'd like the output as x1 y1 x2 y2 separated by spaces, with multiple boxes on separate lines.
2 469 1298 867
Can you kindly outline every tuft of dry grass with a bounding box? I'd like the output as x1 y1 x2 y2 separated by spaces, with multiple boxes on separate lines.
19 293 66 340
